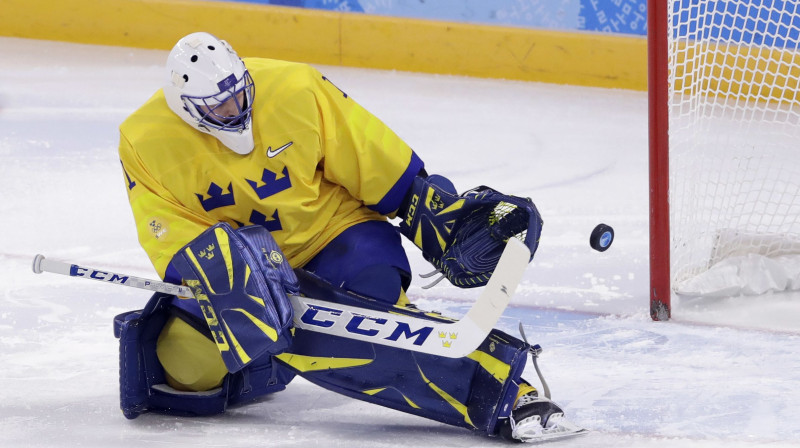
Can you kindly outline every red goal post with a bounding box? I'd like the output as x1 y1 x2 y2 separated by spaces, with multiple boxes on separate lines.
648 0 671 321
648 0 800 321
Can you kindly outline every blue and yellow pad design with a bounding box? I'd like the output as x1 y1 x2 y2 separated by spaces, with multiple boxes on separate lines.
399 175 543 288
277 270 531 436
171 223 297 373
114 293 295 419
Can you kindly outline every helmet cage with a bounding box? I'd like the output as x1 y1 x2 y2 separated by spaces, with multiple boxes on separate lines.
181 70 254 133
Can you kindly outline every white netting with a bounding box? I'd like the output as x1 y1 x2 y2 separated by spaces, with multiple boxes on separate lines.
668 0 800 296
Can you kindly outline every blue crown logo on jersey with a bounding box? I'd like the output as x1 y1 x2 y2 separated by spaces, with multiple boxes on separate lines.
250 209 282 232
196 182 235 211
246 167 292 200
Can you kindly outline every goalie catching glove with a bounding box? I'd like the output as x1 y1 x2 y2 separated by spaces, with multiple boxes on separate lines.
170 222 297 373
398 174 542 288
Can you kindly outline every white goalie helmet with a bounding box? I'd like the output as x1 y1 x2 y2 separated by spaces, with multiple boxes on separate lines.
164 32 255 154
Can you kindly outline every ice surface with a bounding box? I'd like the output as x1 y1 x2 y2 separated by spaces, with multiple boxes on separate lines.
1 37 799 447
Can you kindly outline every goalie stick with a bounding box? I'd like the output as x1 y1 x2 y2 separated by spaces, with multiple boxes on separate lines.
31 238 530 358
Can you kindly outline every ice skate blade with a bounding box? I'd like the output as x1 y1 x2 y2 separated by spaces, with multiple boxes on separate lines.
513 415 590 444
517 427 590 443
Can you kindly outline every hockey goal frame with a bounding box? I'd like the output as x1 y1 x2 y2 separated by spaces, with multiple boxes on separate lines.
648 0 800 321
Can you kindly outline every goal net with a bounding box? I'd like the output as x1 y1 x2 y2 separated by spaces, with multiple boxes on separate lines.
649 0 800 319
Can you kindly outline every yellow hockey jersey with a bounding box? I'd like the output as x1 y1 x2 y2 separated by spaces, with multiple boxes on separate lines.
119 58 424 279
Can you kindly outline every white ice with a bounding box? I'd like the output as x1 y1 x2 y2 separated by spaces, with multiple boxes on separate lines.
1 38 799 448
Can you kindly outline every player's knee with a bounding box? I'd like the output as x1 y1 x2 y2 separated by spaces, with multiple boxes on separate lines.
348 264 409 305
303 220 412 305
156 315 227 392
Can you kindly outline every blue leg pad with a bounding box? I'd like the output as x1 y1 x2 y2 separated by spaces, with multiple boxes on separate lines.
278 270 529 436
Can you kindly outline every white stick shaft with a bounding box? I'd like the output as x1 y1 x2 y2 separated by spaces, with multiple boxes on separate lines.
32 254 194 297
31 242 529 358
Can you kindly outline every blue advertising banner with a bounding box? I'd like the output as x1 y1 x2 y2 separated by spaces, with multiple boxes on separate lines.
212 0 800 46
672 0 800 48
218 0 649 35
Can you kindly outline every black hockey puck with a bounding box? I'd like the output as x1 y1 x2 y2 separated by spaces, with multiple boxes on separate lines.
590 224 614 252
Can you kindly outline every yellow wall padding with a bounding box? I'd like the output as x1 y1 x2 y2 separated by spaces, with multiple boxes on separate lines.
0 0 647 90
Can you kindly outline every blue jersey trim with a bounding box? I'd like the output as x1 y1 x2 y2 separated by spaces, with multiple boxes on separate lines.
164 262 182 285
369 151 424 215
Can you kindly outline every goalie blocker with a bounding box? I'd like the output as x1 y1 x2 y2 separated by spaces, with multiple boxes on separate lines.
114 223 536 438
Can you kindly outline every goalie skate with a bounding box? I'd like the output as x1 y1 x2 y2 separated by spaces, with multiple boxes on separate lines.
499 393 588 443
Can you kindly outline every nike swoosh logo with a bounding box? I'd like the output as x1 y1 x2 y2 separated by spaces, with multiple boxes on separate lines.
267 141 293 158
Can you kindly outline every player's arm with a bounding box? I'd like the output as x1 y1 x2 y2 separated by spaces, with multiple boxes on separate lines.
308 69 542 287
118 133 215 280
311 69 424 216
